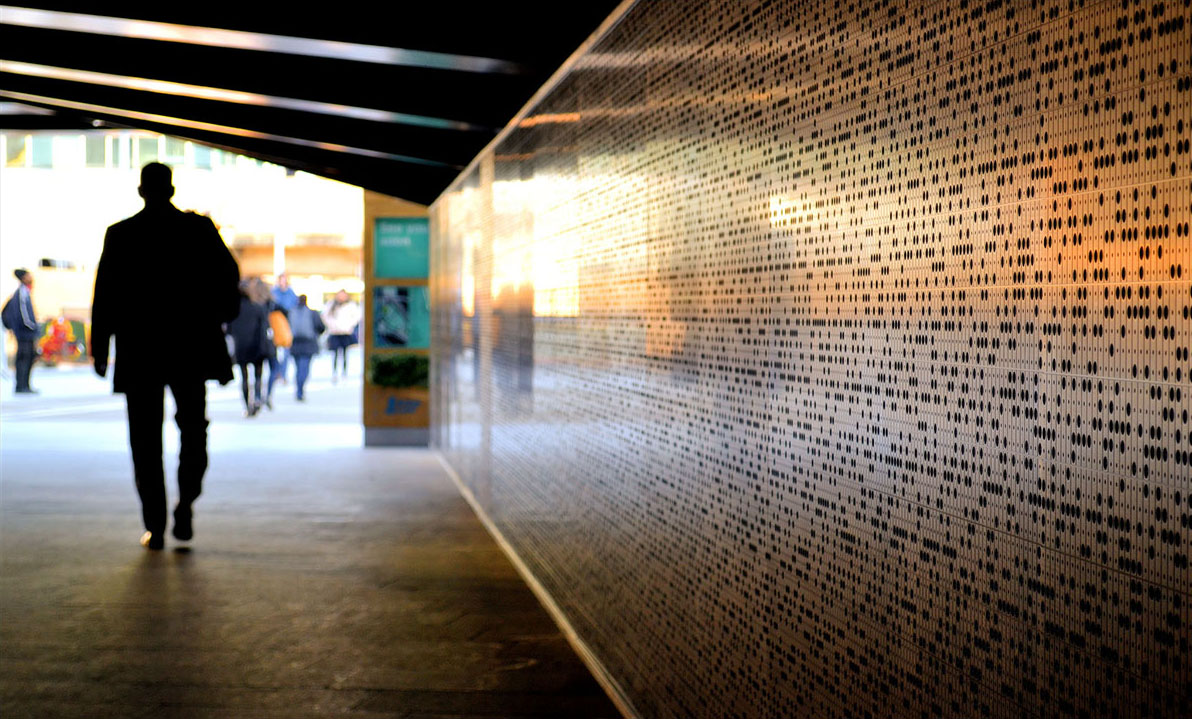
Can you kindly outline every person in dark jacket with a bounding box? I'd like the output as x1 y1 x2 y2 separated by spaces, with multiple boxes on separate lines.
91 162 240 550
7 269 39 394
288 294 325 401
226 281 271 416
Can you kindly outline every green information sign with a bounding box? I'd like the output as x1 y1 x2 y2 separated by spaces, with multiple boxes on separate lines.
375 217 429 278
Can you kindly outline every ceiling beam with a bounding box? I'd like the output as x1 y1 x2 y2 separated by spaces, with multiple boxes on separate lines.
0 61 493 132
1 6 525 74
0 89 461 169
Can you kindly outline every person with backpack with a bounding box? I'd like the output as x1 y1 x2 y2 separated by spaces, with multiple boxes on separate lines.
3 269 39 394
288 294 324 401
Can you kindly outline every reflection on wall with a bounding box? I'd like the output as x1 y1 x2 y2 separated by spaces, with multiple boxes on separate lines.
431 1 1191 717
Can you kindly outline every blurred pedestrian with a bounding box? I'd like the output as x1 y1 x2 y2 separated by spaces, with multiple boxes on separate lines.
261 280 290 410
289 294 324 401
2 269 39 394
226 280 270 416
92 162 240 550
271 272 298 381
321 289 360 382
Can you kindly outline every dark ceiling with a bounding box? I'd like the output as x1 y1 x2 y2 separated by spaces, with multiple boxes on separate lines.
0 2 622 204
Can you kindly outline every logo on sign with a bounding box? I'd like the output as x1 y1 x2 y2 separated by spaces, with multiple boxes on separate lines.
385 398 423 415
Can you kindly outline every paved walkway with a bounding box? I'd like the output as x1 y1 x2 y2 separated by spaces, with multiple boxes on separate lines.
0 355 618 718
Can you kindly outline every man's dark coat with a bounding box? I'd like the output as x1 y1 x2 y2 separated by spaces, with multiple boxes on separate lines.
91 205 240 392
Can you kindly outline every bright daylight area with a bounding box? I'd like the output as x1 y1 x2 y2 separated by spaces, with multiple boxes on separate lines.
1 128 366 424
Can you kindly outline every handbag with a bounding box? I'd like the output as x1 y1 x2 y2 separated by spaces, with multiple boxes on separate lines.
269 310 292 348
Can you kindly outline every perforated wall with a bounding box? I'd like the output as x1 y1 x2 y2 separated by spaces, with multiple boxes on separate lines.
429 1 1192 716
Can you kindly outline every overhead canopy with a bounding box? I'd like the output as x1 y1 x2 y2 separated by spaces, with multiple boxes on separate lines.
0 2 621 204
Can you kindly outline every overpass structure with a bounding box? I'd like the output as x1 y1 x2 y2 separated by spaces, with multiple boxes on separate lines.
5 3 1191 718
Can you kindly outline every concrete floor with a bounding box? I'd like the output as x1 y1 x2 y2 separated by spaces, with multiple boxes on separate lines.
0 354 619 718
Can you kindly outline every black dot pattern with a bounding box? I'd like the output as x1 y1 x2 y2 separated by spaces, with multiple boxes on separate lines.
430 1 1192 717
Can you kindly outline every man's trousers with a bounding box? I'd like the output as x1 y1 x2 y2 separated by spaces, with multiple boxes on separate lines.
13 337 34 391
124 381 208 535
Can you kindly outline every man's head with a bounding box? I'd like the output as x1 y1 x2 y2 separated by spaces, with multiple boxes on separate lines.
277 273 289 289
297 294 308 307
14 269 31 286
138 162 175 205
335 289 349 303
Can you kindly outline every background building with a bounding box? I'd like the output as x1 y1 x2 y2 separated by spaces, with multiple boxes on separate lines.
1 129 364 329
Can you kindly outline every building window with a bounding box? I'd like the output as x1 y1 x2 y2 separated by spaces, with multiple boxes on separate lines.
30 136 52 168
138 136 159 165
85 134 106 167
193 143 212 169
109 134 127 168
4 134 26 167
164 137 185 166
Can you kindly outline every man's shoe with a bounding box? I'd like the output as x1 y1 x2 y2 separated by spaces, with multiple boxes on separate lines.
14 387 38 394
172 505 193 541
140 531 164 550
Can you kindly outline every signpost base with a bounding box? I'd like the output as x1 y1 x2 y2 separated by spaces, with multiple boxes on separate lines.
365 427 430 447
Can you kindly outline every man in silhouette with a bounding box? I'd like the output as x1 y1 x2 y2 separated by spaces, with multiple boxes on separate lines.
91 163 240 550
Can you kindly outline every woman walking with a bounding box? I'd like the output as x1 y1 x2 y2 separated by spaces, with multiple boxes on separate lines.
321 289 360 382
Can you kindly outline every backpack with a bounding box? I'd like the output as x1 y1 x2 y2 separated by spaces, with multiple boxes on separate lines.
289 307 315 340
1 291 18 331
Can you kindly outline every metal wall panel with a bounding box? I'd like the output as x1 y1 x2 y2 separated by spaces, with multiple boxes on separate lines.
430 1 1192 716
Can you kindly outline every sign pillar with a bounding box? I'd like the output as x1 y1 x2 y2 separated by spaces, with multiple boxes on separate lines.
362 191 430 447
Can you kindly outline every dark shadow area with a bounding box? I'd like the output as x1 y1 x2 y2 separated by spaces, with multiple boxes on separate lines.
1 351 616 718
